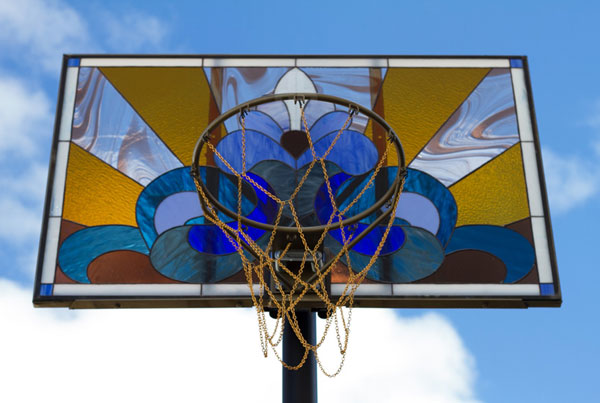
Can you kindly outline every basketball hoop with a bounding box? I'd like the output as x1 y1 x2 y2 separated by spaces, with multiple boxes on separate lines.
191 92 406 376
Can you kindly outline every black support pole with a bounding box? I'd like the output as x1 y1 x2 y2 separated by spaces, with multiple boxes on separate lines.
282 310 317 403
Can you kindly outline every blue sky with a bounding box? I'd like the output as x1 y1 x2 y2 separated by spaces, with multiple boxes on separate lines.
0 1 598 402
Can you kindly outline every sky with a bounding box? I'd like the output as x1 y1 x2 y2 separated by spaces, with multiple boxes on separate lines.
0 0 598 402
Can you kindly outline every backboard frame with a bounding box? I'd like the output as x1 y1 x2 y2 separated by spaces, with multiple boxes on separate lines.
33 54 561 309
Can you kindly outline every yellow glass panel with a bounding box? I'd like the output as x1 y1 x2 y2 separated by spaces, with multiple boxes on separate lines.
100 67 213 166
450 144 530 227
63 144 143 226
378 68 490 166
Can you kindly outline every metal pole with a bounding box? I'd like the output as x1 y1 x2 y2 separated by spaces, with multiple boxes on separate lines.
283 310 317 403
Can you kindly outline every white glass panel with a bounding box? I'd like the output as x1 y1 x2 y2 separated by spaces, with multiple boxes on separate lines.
202 284 262 296
49 141 70 216
80 58 203 67
392 283 539 296
511 68 534 142
203 58 295 67
410 69 518 186
520 142 544 216
53 284 201 296
73 68 182 185
58 67 78 141
389 58 509 68
41 217 61 283
531 216 554 283
296 58 387 67
331 283 392 296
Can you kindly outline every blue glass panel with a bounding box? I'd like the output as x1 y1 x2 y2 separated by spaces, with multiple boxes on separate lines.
154 191 203 235
188 219 266 255
302 100 336 132
67 58 80 67
240 110 283 142
315 170 405 256
329 225 405 255
395 192 440 235
296 130 378 175
249 160 297 203
150 226 248 283
314 172 351 225
244 172 279 225
292 161 343 220
40 284 53 296
136 167 256 249
303 111 352 143
256 100 292 132
188 224 235 254
540 283 555 296
510 59 524 68
403 168 457 247
326 225 444 282
333 172 377 224
410 69 519 186
59 225 149 283
215 129 296 173
72 68 182 185
445 225 535 283
186 217 209 225
332 168 456 247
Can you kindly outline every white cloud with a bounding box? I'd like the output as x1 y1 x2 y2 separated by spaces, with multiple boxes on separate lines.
0 164 47 246
542 148 599 214
0 0 170 73
102 12 168 52
0 75 53 157
0 75 50 246
0 0 90 72
0 279 478 403
543 97 600 214
318 310 479 403
0 196 44 243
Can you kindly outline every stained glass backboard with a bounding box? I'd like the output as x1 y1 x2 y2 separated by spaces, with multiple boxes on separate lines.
34 55 560 309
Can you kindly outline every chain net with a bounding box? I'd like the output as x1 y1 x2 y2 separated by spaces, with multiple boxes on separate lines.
192 104 405 377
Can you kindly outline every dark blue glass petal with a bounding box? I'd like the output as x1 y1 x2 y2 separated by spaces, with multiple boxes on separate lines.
314 172 351 225
328 224 405 255
188 221 266 255
445 225 535 283
59 225 149 283
244 171 279 225
315 171 404 255
188 225 240 255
